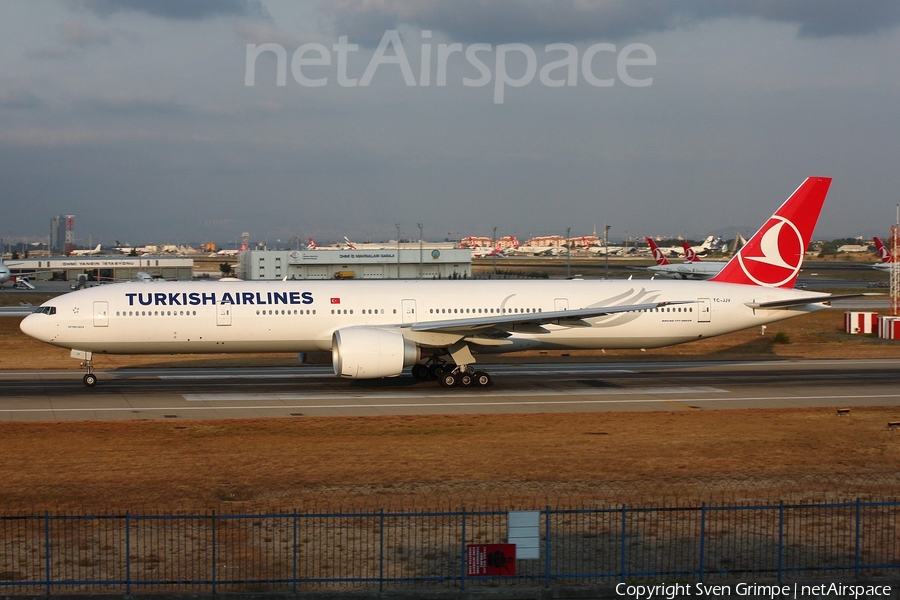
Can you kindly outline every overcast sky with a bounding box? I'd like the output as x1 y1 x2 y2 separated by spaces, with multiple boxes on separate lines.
2 1 899 248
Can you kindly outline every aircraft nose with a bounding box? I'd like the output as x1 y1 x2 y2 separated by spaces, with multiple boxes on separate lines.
19 314 36 339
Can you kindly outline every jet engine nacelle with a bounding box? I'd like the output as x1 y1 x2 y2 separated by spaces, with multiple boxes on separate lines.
332 328 420 379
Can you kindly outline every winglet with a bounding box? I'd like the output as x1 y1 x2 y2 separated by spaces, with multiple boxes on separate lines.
710 177 832 288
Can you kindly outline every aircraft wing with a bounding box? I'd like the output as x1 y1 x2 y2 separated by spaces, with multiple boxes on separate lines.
408 300 692 335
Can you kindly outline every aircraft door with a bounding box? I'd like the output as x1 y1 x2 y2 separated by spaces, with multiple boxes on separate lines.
217 303 232 326
93 301 109 327
554 298 569 311
401 299 417 324
697 298 711 323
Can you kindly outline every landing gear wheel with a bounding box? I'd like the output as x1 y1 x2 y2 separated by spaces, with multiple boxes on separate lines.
458 372 474 387
473 371 492 387
438 372 458 388
429 364 447 379
411 364 430 380
83 373 97 387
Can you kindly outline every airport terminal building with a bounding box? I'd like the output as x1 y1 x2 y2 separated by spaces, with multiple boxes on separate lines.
10 256 194 282
238 248 472 280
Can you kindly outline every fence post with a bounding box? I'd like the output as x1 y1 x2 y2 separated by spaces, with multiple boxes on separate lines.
699 503 706 583
620 504 627 584
855 498 861 579
778 501 784 583
211 511 216 595
292 509 298 595
544 505 551 589
125 511 131 596
379 508 385 593
460 507 467 591
44 511 51 598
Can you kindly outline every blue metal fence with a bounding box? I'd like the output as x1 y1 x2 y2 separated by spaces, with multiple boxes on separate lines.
1 500 898 595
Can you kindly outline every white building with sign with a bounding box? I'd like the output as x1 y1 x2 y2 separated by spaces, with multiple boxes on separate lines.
9 256 193 282
238 248 472 280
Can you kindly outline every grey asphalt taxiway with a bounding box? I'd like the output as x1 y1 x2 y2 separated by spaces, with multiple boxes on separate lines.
0 359 898 421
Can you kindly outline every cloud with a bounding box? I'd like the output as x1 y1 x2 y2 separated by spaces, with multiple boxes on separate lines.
0 90 40 109
321 0 900 44
63 18 112 47
75 0 270 21
27 18 112 59
83 94 191 116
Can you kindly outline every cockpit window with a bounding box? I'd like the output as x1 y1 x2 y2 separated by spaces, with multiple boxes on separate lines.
33 306 56 315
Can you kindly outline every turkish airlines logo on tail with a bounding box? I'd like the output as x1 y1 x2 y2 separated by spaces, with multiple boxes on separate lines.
737 216 804 287
878 245 891 261
652 248 665 262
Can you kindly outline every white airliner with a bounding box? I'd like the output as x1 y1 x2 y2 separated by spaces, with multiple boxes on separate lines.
644 238 723 280
21 177 858 388
69 244 103 256
217 241 249 256
872 236 894 271
0 241 37 289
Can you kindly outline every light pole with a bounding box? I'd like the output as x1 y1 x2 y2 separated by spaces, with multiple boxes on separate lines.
395 224 401 279
604 224 611 279
492 225 498 276
417 222 423 280
566 226 571 278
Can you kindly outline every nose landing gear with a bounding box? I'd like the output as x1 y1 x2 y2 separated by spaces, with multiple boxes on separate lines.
74 350 97 387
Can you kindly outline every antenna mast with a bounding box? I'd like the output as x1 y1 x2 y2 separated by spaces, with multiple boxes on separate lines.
891 205 899 316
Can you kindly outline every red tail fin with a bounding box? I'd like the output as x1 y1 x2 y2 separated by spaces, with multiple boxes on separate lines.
645 237 670 265
874 237 893 263
681 241 701 263
710 177 831 288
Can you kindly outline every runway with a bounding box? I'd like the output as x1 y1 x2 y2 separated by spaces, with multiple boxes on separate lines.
1 359 898 421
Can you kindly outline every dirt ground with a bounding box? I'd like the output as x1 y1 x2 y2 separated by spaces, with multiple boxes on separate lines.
2 308 900 512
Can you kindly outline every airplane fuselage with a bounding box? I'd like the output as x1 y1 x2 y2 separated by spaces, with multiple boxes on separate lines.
20 278 825 357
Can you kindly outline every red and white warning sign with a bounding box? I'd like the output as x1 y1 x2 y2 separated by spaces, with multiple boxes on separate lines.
466 544 516 577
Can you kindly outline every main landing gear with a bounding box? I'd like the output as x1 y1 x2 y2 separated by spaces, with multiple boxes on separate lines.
411 360 492 388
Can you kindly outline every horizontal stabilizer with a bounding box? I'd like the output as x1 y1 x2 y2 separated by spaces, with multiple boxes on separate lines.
745 293 880 310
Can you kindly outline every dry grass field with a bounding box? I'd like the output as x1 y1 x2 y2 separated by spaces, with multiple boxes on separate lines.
2 307 900 512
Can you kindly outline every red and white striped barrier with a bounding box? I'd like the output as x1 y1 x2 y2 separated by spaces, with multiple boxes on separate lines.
844 311 878 334
878 316 900 340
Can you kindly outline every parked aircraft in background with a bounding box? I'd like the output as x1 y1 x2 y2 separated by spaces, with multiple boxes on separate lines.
69 244 102 256
20 177 865 390
471 242 506 258
0 259 35 289
646 235 719 258
644 239 724 280
217 241 248 256
0 240 38 289
872 237 894 271
682 241 702 263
